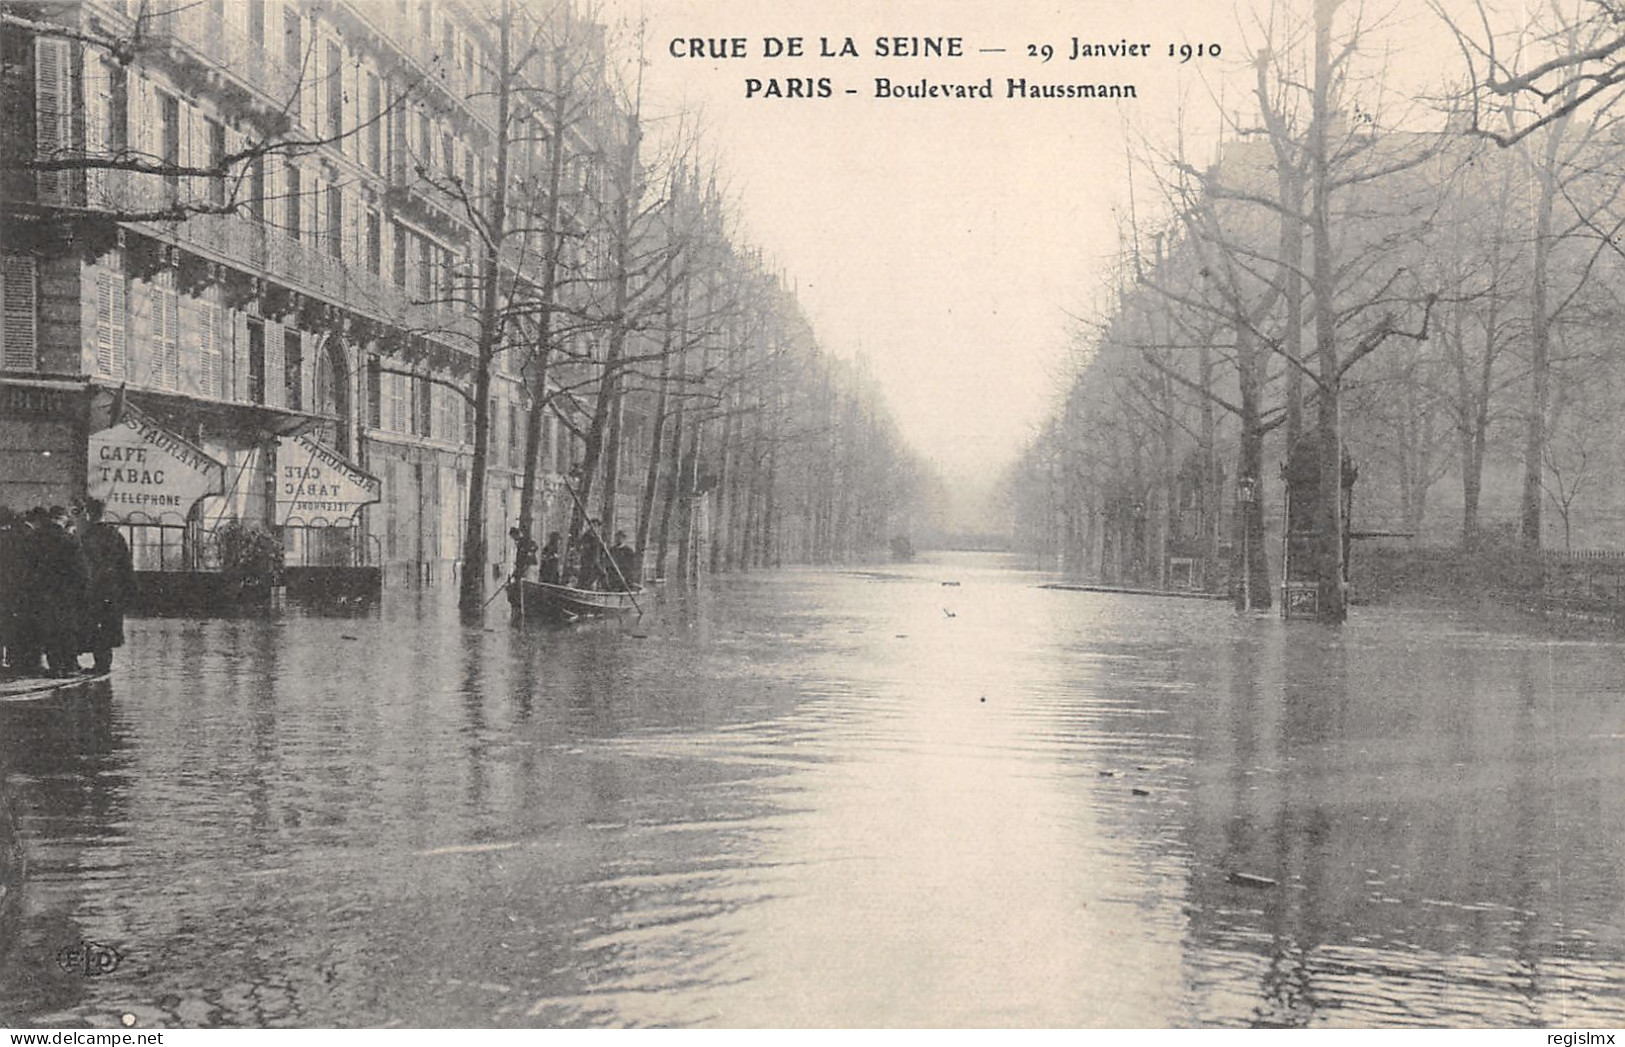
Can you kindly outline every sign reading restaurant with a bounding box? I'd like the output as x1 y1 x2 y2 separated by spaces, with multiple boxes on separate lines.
87 404 225 521
276 433 380 525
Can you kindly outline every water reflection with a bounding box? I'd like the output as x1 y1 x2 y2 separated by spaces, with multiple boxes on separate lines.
0 558 1621 1027
1183 618 1625 1027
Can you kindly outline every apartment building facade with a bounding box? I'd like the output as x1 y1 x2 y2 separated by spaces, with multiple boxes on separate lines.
0 0 635 596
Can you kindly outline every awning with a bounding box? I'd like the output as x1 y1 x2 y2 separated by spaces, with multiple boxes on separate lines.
275 433 381 527
88 401 225 524
91 381 323 438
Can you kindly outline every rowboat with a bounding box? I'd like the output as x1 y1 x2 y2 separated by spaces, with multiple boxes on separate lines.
0 671 112 703
516 579 643 622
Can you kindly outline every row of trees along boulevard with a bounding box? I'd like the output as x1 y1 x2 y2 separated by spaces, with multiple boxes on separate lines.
1 0 927 621
1007 0 1625 623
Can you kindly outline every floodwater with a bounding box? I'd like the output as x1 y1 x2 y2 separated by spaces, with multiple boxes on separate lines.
1 552 1622 1028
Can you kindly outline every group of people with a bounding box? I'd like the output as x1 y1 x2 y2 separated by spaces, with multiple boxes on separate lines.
508 521 640 594
0 498 135 679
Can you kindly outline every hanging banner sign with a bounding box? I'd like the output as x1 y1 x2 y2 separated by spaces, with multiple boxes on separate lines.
88 404 225 522
276 433 381 526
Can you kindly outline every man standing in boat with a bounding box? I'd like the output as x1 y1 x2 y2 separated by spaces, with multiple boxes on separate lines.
506 525 538 611
576 519 606 590
538 532 563 584
609 531 639 591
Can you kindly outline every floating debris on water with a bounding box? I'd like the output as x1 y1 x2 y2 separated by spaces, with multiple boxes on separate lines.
1227 872 1277 889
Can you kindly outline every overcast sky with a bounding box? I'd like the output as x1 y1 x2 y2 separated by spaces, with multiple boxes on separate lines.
599 1 1467 504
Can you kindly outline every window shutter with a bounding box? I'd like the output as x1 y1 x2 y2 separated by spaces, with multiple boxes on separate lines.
34 38 73 206
150 278 179 390
148 282 166 386
96 272 114 375
110 269 127 378
199 298 218 397
232 309 250 401
263 318 285 408
1 256 39 371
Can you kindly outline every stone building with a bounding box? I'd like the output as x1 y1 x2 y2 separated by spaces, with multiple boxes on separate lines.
0 0 636 600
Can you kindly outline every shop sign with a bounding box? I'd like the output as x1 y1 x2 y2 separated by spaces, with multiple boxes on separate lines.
88 404 224 521
276 433 381 525
0 381 79 419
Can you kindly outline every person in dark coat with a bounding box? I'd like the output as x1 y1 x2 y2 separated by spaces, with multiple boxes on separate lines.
6 508 50 676
537 532 563 584
506 525 538 612
0 508 20 675
575 519 605 590
608 530 639 591
77 499 134 674
37 505 90 677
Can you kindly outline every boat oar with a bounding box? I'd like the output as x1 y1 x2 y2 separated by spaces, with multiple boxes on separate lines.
483 573 516 610
561 480 642 618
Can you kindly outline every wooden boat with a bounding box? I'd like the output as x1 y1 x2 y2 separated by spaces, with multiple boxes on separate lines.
516 579 643 622
0 671 112 703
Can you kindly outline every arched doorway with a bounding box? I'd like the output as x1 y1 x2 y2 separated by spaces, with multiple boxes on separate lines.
314 336 350 456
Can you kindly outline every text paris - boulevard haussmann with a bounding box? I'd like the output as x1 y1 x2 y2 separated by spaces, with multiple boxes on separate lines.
662 35 1220 100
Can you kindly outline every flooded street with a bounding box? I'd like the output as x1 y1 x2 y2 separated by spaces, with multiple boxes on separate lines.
2 552 1623 1028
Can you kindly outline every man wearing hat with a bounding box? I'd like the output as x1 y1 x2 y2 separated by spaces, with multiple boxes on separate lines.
78 498 134 673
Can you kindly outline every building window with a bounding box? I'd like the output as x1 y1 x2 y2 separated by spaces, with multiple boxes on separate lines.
284 11 303 115
206 118 226 207
413 372 432 437
391 221 407 286
366 73 382 172
442 131 454 181
247 318 265 404
326 185 343 259
326 42 344 139
159 92 180 205
109 61 128 154
415 235 433 300
248 157 266 222
367 210 382 275
248 0 265 47
387 368 408 432
440 386 460 445
284 328 303 411
366 355 381 428
286 164 302 239
417 112 432 170
0 255 39 372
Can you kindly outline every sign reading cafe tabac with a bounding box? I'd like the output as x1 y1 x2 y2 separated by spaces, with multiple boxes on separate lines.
276 433 381 525
88 405 225 521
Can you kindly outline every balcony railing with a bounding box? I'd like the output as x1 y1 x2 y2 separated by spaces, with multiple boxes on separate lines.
147 3 307 118
147 211 478 349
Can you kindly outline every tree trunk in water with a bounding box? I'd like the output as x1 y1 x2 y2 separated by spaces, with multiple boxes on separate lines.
654 358 686 580
1310 0 1346 623
1521 143 1560 550
518 44 573 542
456 1 511 620
1234 327 1273 611
635 320 674 557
